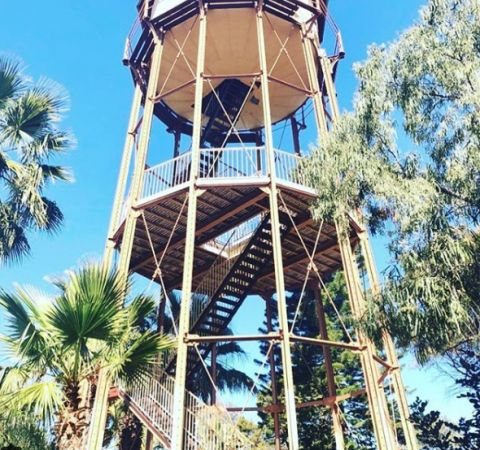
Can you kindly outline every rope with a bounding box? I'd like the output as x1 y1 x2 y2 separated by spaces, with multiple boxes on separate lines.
193 344 236 427
289 267 311 333
158 194 188 267
278 192 354 342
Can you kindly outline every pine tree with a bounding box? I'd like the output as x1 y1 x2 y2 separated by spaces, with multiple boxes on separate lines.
255 273 375 449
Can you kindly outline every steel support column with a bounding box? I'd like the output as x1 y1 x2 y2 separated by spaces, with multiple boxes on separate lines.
118 36 165 275
312 36 399 450
87 35 165 450
301 25 329 139
104 84 143 266
256 8 300 449
170 7 207 449
358 230 418 450
313 285 345 450
266 297 282 450
337 229 397 450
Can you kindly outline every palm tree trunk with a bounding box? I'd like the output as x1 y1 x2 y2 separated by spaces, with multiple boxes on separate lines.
119 411 143 450
56 379 95 450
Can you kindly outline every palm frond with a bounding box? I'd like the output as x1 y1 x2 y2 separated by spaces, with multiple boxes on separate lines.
0 202 30 264
0 56 24 104
0 380 64 424
109 332 173 385
47 265 126 349
22 130 74 162
126 294 157 331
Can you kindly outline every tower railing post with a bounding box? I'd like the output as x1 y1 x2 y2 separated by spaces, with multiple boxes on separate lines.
256 7 300 449
170 5 208 449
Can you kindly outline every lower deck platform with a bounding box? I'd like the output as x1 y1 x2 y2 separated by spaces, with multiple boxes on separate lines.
112 181 354 296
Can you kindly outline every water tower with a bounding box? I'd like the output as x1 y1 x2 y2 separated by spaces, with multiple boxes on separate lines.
102 0 418 448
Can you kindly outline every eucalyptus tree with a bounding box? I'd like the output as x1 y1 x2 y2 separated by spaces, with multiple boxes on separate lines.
303 0 480 361
0 56 73 264
0 264 172 450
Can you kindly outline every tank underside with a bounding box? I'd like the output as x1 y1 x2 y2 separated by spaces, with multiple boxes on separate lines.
128 0 326 144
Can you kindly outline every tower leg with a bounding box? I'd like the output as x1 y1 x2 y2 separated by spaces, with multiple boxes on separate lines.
313 285 345 450
117 35 165 275
337 228 397 450
87 35 165 450
256 8 300 449
265 297 282 450
303 24 403 448
105 84 143 266
170 8 207 449
358 230 418 450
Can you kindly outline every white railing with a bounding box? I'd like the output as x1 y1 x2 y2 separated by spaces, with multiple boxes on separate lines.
139 146 312 204
274 148 309 187
142 152 192 199
123 366 254 450
199 146 267 179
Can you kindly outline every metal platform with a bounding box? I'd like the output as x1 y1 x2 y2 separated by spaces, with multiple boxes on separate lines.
111 146 346 295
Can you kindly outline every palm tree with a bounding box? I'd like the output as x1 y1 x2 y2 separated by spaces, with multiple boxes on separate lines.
0 56 73 264
0 264 172 450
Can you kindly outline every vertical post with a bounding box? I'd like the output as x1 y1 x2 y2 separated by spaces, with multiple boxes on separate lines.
313 285 345 450
104 85 143 266
87 34 165 450
118 35 165 275
211 343 217 405
358 231 418 450
144 430 154 450
300 25 329 139
157 293 167 333
337 228 397 450
170 7 207 449
266 297 282 450
290 115 301 155
256 8 300 449
312 33 401 449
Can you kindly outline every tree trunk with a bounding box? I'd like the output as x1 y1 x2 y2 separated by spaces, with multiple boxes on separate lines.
55 378 96 450
119 411 143 450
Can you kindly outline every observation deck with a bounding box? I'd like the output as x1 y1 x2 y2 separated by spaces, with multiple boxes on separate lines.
113 147 350 296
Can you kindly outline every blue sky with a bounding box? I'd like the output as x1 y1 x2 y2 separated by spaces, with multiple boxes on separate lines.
0 0 471 423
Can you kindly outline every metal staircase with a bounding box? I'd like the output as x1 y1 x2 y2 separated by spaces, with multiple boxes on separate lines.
119 365 255 449
168 211 292 376
121 212 291 449
201 79 252 148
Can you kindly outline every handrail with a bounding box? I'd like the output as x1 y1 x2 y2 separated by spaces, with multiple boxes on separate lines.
121 365 255 449
142 151 192 199
138 146 313 204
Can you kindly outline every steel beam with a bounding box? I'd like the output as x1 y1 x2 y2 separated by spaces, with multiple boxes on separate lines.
170 7 207 449
104 85 143 265
88 35 165 450
256 7 300 449
313 285 345 450
358 229 418 450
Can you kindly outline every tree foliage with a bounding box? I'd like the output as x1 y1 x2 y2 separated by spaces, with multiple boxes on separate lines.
0 56 73 264
304 0 480 361
0 264 172 450
256 274 376 449
410 345 480 449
